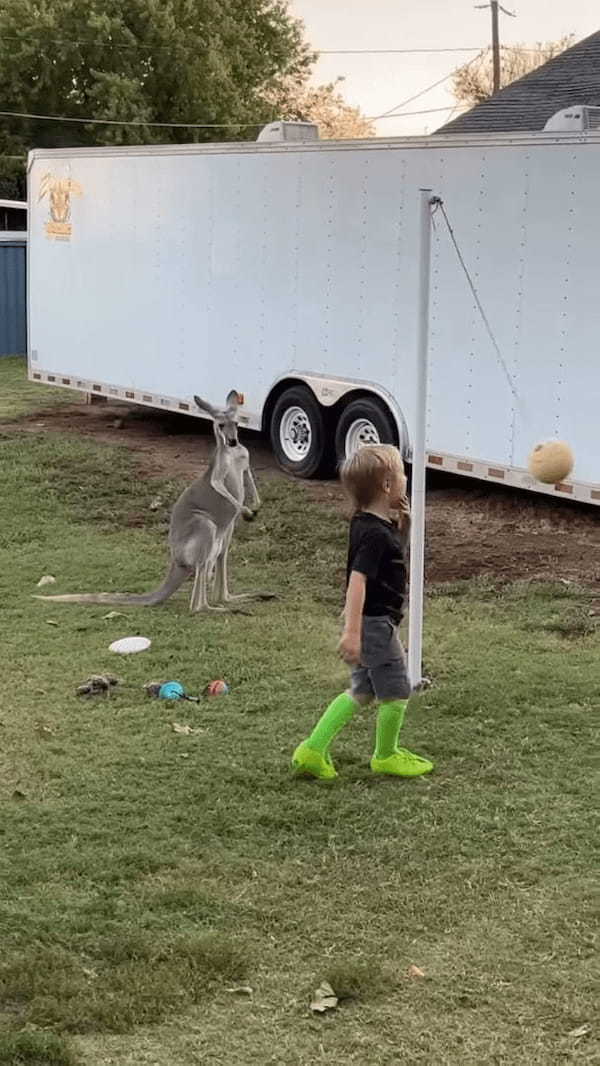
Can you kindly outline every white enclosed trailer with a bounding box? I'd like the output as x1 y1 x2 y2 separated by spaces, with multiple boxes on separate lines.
27 128 600 504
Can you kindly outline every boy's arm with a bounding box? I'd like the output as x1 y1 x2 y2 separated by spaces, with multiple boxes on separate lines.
396 493 411 536
338 570 366 665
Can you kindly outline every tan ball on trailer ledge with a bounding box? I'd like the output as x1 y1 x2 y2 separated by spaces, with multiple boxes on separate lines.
528 441 574 485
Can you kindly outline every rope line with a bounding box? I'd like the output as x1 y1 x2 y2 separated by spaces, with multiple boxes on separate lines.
435 200 520 403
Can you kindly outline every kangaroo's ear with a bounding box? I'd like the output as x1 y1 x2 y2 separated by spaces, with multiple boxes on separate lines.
226 390 241 411
194 395 217 418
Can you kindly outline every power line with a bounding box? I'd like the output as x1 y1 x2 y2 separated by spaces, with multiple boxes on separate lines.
373 52 483 120
0 109 264 129
318 47 482 55
440 103 461 126
0 102 473 130
0 33 554 56
0 33 174 50
374 71 458 120
0 35 482 54
374 104 469 119
427 48 487 130
320 45 573 57
501 44 571 54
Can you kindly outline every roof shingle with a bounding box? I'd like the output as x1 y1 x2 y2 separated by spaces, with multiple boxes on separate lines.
437 30 600 134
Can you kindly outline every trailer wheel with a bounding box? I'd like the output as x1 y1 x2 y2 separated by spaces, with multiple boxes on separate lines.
335 397 397 464
270 386 329 478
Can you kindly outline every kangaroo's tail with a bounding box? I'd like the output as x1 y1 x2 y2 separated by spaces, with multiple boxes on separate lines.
33 562 190 606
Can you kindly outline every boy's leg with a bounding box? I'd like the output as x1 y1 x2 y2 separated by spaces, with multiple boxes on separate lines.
292 669 373 780
373 692 408 759
368 659 434 778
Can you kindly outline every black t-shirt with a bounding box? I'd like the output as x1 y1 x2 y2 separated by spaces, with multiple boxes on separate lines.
346 512 409 625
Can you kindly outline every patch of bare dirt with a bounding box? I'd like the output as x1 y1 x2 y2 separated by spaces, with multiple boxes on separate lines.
424 485 599 587
5 400 599 590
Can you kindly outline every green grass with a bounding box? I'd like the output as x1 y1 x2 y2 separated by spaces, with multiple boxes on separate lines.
0 356 78 421
0 397 598 1062
0 1031 75 1065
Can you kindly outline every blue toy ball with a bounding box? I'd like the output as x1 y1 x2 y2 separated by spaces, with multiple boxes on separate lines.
158 681 185 701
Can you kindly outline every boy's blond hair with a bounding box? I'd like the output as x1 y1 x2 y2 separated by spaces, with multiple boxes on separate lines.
340 444 405 512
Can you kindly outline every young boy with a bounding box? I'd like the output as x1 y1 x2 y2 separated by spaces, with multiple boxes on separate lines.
292 444 433 781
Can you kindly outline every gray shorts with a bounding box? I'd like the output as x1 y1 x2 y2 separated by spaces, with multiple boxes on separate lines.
350 615 411 702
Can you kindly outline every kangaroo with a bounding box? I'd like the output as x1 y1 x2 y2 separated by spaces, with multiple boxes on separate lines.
35 391 275 613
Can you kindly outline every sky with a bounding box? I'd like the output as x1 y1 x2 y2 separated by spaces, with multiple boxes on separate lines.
291 0 599 135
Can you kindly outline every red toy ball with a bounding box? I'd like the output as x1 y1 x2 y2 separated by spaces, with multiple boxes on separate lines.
206 679 230 697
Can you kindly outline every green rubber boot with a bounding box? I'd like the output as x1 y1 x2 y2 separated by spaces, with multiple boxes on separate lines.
292 742 338 781
371 748 434 777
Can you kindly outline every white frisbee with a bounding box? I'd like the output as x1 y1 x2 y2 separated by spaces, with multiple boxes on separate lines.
109 636 151 655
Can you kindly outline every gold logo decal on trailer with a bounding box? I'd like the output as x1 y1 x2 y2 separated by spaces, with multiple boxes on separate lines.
38 173 83 240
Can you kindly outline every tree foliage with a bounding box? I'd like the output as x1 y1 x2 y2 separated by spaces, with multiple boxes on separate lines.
0 0 314 197
278 78 374 139
453 36 575 108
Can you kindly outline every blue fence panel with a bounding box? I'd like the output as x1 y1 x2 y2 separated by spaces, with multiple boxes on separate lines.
0 241 27 355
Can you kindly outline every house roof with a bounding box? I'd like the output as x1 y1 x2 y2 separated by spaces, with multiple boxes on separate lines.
438 30 600 134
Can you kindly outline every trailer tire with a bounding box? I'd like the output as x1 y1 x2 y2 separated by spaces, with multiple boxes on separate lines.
335 397 397 464
270 386 329 478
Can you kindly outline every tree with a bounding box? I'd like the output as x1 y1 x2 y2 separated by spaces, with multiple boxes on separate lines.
277 77 374 139
453 36 574 108
0 0 315 197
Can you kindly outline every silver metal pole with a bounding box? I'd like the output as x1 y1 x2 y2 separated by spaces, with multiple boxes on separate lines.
408 188 435 688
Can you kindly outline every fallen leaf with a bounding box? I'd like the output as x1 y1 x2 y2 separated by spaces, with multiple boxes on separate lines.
226 986 253 996
310 981 338 1013
568 1023 591 1039
407 965 426 978
35 723 55 738
103 611 125 620
37 574 56 587
171 722 205 735
149 495 163 511
178 753 190 759
46 620 59 627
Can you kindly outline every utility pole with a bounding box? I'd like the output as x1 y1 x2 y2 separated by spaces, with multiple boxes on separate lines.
491 1 500 93
476 1 516 95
